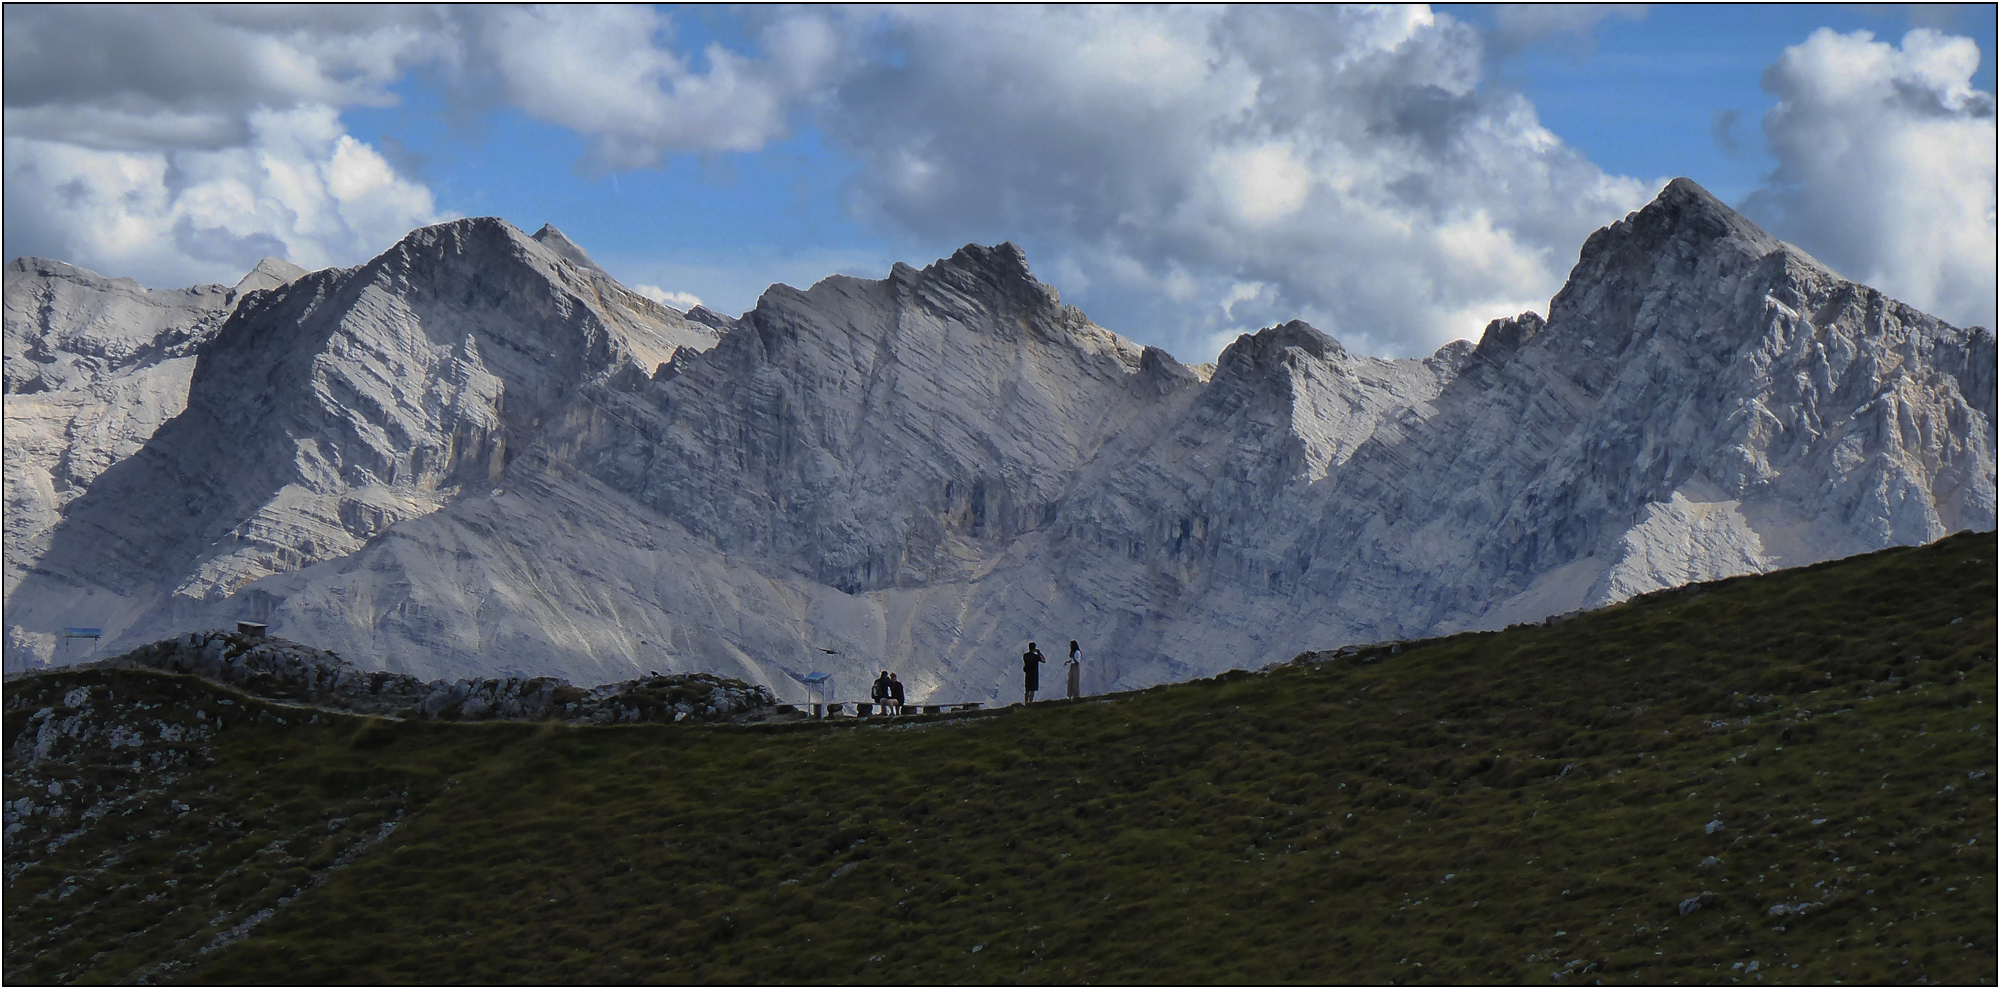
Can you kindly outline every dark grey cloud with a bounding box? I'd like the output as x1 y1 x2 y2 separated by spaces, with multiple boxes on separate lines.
1 5 821 160
173 219 290 271
1484 4 1648 59
3 6 453 147
1710 108 1744 155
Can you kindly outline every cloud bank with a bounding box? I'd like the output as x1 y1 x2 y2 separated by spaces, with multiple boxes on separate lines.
5 6 1992 357
805 5 1655 356
6 107 442 288
1744 28 1997 330
2 6 454 286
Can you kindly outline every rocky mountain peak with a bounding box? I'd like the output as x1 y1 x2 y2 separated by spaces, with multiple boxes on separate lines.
1574 177 1788 274
919 242 1061 314
1645 177 1779 248
381 217 635 289
684 305 737 332
1267 319 1341 359
9 256 101 285
3 257 237 395
531 223 611 277
946 240 1034 277
1215 319 1344 381
1470 311 1546 363
1543 178 1830 368
384 216 528 266
231 258 309 298
335 215 712 375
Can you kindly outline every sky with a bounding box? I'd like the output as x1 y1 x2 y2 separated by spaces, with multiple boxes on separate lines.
4 4 1994 362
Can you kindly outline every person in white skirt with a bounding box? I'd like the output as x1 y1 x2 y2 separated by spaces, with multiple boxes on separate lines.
1066 640 1083 700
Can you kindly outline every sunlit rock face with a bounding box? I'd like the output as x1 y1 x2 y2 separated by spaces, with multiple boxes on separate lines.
6 180 1993 701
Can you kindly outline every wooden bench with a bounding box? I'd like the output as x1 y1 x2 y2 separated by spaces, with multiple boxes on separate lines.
848 702 984 716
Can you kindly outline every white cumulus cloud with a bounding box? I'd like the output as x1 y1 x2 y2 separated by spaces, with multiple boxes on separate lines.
0 5 826 285
635 285 703 311
1743 27 1997 330
5 106 444 288
807 5 1656 357
464 5 841 170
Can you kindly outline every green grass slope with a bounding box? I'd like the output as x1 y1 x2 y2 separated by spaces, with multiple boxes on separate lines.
6 532 1994 985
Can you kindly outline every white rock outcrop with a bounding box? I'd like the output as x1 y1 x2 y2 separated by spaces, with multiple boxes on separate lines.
4 179 1993 702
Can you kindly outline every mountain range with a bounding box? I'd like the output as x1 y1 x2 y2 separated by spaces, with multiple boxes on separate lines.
4 179 1993 702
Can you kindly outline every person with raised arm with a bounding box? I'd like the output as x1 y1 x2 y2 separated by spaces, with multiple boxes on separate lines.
1022 642 1046 704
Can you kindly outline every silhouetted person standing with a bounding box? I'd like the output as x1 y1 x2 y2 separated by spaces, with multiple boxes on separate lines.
1066 640 1082 700
1023 642 1046 704
889 672 906 714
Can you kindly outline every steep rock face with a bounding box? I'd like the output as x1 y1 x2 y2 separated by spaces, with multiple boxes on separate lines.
1378 177 1995 626
999 182 1993 688
595 243 1185 593
4 219 718 665
1033 319 1471 683
3 257 289 396
2 258 308 604
208 243 1195 687
4 180 1993 700
1146 178 1996 659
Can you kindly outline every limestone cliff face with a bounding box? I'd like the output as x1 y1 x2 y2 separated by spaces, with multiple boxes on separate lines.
1361 177 1997 627
5 181 1993 700
3 257 307 611
597 243 1179 593
3 219 716 666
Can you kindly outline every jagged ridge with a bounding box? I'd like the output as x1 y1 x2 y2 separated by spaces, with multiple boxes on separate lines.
3 179 1993 703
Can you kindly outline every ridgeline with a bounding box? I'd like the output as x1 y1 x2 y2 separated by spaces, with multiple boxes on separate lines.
6 532 1994 984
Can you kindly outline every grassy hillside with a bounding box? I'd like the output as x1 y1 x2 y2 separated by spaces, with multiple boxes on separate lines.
6 531 1994 985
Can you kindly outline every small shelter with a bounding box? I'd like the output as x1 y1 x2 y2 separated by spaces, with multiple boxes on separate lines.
787 670 835 717
59 627 101 666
